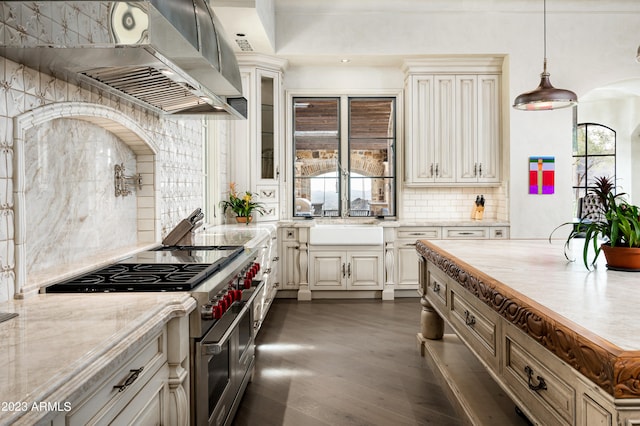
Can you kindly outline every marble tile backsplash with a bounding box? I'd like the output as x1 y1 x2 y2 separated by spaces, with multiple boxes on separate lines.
0 54 207 300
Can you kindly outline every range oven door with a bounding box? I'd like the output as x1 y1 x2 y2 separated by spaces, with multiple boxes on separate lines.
193 281 263 426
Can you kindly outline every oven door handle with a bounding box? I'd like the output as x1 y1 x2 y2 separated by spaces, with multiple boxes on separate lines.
201 280 264 356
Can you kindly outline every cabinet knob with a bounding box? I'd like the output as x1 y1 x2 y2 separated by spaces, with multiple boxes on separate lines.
432 281 441 293
463 309 476 327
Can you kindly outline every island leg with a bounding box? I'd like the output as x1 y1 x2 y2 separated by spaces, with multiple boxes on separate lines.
417 294 444 356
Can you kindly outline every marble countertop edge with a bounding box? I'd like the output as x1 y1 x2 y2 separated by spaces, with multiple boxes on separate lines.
1 295 196 426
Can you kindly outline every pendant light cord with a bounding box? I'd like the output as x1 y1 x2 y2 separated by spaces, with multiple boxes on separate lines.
543 0 547 72
543 0 547 60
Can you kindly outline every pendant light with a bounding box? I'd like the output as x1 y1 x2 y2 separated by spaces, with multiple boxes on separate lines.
513 0 577 111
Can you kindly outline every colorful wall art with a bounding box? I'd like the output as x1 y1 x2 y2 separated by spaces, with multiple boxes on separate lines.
529 156 555 195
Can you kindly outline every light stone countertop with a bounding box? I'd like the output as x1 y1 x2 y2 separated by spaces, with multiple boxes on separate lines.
0 292 195 425
420 239 639 351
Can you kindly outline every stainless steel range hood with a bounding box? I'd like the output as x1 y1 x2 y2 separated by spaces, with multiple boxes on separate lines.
0 1 247 118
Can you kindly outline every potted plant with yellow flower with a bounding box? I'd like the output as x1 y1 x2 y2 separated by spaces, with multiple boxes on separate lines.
219 182 267 224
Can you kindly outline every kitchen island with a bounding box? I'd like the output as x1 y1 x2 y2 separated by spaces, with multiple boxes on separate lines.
416 239 640 425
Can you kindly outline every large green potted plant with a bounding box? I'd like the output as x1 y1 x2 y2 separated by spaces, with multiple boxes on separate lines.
551 176 640 270
219 182 267 224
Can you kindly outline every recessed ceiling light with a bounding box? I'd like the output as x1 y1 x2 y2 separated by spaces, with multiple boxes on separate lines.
340 58 350 63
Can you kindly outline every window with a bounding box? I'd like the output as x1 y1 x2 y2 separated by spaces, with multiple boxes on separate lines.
572 122 616 215
293 96 396 218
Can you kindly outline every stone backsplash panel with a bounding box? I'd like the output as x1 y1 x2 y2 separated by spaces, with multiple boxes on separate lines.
24 118 138 275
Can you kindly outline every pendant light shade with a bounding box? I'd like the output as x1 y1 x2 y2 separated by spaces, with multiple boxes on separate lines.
512 0 577 111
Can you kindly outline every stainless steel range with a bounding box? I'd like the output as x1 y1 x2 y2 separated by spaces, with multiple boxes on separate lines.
44 241 264 426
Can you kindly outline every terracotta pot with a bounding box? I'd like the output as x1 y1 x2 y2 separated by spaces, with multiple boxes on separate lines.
235 216 253 224
601 244 640 271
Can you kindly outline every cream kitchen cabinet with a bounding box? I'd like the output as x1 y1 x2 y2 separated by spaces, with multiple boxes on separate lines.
309 248 383 291
403 57 503 187
395 227 441 290
253 226 279 334
232 54 288 221
404 74 456 184
53 314 190 426
279 227 301 291
455 74 501 184
394 225 508 292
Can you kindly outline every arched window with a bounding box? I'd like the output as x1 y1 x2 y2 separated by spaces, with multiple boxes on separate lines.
573 123 616 216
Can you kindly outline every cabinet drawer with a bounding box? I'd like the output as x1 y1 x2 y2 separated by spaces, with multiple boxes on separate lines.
260 203 278 221
256 185 278 201
443 227 489 239
67 330 167 425
504 328 575 425
425 263 448 309
449 287 498 369
397 227 441 239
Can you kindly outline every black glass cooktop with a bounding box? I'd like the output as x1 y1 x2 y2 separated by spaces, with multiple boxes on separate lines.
45 246 244 293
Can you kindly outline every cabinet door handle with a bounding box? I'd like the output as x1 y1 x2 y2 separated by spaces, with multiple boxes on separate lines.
463 309 476 326
435 163 439 177
432 281 441 293
478 163 483 177
347 263 351 278
409 232 425 236
458 232 474 236
474 163 478 177
342 263 346 278
430 163 434 177
524 366 547 392
273 256 279 261
113 367 144 392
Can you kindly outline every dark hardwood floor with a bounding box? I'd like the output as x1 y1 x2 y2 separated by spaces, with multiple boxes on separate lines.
232 298 463 426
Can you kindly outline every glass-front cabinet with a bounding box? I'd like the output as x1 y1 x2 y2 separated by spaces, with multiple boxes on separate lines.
233 54 287 222
260 74 276 181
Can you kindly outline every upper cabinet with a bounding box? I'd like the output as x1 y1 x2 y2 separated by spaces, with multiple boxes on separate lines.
403 57 503 187
233 54 288 221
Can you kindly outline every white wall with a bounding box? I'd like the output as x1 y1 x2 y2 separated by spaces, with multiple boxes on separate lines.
272 0 640 238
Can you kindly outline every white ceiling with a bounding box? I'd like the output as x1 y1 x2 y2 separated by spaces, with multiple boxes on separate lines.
213 0 640 102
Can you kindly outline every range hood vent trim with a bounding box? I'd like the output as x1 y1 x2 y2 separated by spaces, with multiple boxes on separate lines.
0 0 247 119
